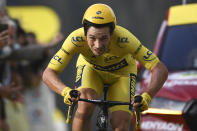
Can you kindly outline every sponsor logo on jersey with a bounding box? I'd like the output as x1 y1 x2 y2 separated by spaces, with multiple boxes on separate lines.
117 37 129 43
104 56 120 63
93 59 128 72
53 55 63 64
117 37 129 48
71 36 85 47
143 51 156 61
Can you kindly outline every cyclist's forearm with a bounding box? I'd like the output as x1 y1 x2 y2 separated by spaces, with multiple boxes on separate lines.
145 61 168 98
42 67 69 95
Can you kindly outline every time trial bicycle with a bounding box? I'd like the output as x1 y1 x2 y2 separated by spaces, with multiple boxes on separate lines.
66 86 142 131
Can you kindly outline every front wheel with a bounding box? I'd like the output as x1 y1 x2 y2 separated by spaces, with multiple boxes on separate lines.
97 111 108 130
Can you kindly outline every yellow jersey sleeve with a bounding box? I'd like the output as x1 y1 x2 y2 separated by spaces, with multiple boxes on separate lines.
134 45 160 70
115 26 159 70
48 28 85 73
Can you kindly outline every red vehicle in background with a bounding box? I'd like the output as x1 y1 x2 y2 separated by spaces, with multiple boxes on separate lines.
136 3 197 131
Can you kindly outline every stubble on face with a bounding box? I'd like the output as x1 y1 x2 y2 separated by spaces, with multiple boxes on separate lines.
86 26 111 56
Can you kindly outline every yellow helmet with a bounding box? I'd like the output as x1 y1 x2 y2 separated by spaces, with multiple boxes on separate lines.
82 3 116 25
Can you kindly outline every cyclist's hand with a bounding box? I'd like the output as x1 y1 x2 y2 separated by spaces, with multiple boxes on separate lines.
61 87 80 105
133 92 152 111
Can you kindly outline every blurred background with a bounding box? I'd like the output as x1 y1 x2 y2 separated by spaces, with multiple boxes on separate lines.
0 0 196 131
8 0 195 48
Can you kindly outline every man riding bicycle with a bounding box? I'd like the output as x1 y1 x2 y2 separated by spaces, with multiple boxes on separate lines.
42 3 168 131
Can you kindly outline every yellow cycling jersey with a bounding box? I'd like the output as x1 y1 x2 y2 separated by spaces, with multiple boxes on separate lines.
48 25 159 75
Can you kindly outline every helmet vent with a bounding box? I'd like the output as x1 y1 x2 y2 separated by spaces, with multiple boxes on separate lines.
92 16 104 20
96 11 102 15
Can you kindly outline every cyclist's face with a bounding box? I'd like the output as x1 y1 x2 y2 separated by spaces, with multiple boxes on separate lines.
86 26 111 56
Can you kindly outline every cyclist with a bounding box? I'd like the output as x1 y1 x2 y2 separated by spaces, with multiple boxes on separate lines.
42 3 168 131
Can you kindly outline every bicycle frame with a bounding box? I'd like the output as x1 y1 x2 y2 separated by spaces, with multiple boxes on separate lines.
66 87 141 131
79 96 131 130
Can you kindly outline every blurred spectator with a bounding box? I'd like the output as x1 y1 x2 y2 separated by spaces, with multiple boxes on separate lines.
0 29 9 49
0 0 7 18
1 0 66 130
0 0 9 50
27 31 64 46
0 84 23 102
0 18 18 59
26 32 37 45
0 1 30 131
7 19 66 131
0 0 11 131
0 20 30 131
22 31 67 131
14 19 28 47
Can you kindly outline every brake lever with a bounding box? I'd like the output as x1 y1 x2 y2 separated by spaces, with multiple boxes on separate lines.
135 107 141 129
134 95 143 129
66 101 77 124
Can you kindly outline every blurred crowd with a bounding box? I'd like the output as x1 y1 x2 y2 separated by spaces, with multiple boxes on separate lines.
0 0 67 131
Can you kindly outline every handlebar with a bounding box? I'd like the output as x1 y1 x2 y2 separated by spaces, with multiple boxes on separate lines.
66 97 142 129
79 98 130 106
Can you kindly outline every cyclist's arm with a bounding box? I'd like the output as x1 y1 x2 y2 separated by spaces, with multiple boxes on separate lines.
134 45 168 98
42 29 83 95
144 61 168 98
132 45 168 110
42 67 68 95
121 28 168 109
42 43 75 95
